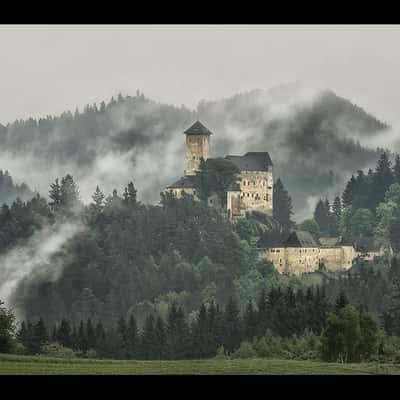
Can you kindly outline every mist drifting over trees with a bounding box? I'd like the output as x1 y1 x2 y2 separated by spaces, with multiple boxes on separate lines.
0 84 389 220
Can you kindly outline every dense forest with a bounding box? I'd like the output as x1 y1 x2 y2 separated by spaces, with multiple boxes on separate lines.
0 85 389 219
1 88 400 363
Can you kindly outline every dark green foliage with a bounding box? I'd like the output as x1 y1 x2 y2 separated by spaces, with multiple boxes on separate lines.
221 297 242 354
18 317 48 354
0 300 16 353
273 178 294 230
383 257 400 336
314 199 331 236
321 304 378 362
0 170 35 206
196 158 240 207
370 152 394 211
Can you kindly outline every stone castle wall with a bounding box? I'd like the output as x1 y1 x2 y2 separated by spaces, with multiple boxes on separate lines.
284 247 320 275
185 135 210 176
164 187 197 199
239 170 273 216
261 245 383 275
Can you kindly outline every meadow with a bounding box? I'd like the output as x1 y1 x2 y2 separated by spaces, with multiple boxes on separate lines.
1 354 400 375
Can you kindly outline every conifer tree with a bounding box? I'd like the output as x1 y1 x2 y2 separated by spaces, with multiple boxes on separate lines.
314 199 330 236
127 314 138 359
331 195 342 236
243 301 258 341
154 316 167 360
48 178 61 211
57 319 72 348
91 186 105 212
86 318 96 349
78 320 88 353
222 297 242 354
273 178 294 230
123 182 137 207
191 303 211 358
342 175 356 208
60 174 80 210
140 314 157 359
394 154 400 184
370 152 394 210
335 290 350 312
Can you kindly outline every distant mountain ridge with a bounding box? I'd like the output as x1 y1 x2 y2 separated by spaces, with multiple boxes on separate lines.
0 85 389 219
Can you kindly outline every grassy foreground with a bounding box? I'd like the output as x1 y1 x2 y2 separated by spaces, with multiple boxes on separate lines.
1 354 400 375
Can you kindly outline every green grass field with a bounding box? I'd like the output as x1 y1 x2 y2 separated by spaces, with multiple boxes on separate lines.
1 354 400 374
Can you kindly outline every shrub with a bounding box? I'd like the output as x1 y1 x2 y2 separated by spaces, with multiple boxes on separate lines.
214 346 229 360
41 342 77 358
231 342 257 359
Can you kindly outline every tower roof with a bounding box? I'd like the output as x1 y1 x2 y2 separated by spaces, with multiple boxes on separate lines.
183 120 213 136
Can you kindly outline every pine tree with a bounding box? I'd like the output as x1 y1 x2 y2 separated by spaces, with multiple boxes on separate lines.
78 320 88 353
123 182 137 207
370 152 395 210
222 297 242 354
273 178 294 230
60 174 81 212
314 199 330 235
48 178 61 211
154 316 167 360
27 318 48 354
166 303 190 360
127 314 138 359
191 303 211 358
335 290 350 312
91 186 105 212
393 154 400 184
140 314 157 359
342 175 356 208
243 301 258 341
331 195 342 236
86 318 96 350
57 319 71 348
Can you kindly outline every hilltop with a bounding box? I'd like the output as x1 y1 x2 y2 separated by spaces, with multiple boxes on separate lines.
0 85 388 219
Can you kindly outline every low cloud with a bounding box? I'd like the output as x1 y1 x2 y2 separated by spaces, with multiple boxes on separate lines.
0 221 84 315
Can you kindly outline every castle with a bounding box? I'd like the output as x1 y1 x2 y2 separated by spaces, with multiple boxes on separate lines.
257 231 386 275
164 121 384 275
164 120 273 219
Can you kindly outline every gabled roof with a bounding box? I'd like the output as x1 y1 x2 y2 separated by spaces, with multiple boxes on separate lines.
319 236 342 247
284 230 318 248
225 152 273 172
166 175 198 189
183 120 213 136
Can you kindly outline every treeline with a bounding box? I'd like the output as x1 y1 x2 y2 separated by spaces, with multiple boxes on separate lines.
0 169 35 207
11 287 391 363
12 287 344 360
0 86 387 218
296 152 400 252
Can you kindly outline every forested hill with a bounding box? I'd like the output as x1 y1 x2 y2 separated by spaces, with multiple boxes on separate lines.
0 86 388 219
0 170 35 205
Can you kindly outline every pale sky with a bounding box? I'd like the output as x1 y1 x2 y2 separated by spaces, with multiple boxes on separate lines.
1 24 400 126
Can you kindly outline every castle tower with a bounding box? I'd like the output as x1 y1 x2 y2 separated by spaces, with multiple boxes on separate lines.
183 120 213 176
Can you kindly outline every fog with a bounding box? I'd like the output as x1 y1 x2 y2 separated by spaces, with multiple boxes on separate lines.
0 221 84 315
